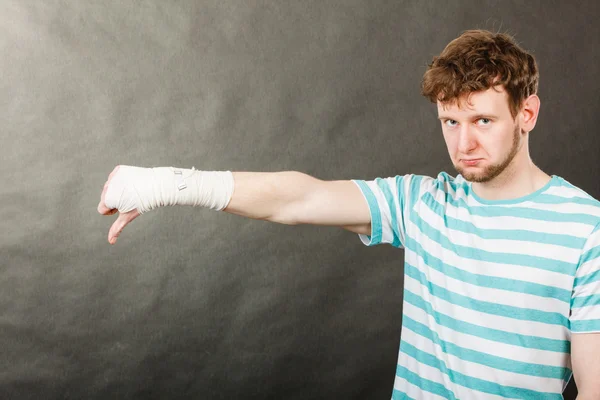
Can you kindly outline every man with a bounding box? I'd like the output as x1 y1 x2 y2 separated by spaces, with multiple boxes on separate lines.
98 30 600 399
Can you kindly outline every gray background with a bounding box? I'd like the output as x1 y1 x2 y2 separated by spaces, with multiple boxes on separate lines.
2 1 598 399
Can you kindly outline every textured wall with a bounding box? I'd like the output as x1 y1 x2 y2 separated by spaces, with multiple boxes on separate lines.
2 1 598 399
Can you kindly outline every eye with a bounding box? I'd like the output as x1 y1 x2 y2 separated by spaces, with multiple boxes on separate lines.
478 118 491 125
444 119 458 127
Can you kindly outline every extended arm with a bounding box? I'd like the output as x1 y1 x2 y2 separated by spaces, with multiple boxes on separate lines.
224 171 371 233
571 332 600 399
98 166 371 244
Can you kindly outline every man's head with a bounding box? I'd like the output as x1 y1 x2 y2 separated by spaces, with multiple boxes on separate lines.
421 30 540 183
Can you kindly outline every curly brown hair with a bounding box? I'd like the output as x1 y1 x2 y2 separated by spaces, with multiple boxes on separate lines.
421 30 539 119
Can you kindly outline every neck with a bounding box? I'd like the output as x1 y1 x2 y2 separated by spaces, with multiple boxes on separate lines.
470 142 551 201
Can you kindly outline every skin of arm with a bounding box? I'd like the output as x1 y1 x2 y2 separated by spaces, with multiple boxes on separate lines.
98 168 372 243
223 171 372 235
571 332 600 400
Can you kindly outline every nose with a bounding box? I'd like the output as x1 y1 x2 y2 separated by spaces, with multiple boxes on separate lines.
457 125 478 154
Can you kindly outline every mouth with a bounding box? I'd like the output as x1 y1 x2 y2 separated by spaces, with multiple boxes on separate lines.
461 158 483 166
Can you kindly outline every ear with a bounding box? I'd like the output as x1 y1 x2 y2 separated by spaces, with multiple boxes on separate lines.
519 94 540 133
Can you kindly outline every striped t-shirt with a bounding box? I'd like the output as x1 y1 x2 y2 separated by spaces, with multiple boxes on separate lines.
351 172 600 399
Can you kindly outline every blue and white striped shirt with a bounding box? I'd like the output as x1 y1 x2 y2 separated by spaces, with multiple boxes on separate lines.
352 172 600 399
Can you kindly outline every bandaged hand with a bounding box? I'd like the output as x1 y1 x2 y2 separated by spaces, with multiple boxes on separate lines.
97 165 234 244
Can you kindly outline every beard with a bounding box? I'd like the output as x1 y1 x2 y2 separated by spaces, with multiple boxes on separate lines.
454 124 521 183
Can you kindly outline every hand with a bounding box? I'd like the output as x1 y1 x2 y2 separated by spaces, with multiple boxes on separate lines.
97 165 140 245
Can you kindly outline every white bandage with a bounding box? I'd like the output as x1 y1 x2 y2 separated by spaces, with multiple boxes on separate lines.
104 166 234 214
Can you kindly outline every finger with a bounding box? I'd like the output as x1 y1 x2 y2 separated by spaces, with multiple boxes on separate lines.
98 181 116 215
108 210 139 245
98 166 121 215
108 214 127 245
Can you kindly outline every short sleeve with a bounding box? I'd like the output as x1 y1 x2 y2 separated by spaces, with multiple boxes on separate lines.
570 223 600 333
350 174 419 248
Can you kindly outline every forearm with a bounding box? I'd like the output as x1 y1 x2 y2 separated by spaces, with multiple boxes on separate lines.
224 171 371 235
223 171 318 224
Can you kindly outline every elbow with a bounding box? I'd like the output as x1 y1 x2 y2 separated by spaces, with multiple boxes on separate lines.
268 211 300 226
267 171 316 226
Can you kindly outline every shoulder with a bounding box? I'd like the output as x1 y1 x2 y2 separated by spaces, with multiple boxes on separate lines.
550 176 600 203
546 176 600 232
548 176 600 210
396 172 465 206
417 171 466 196
354 172 465 204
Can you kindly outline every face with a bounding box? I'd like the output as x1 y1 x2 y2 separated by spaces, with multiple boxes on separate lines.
437 87 523 183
